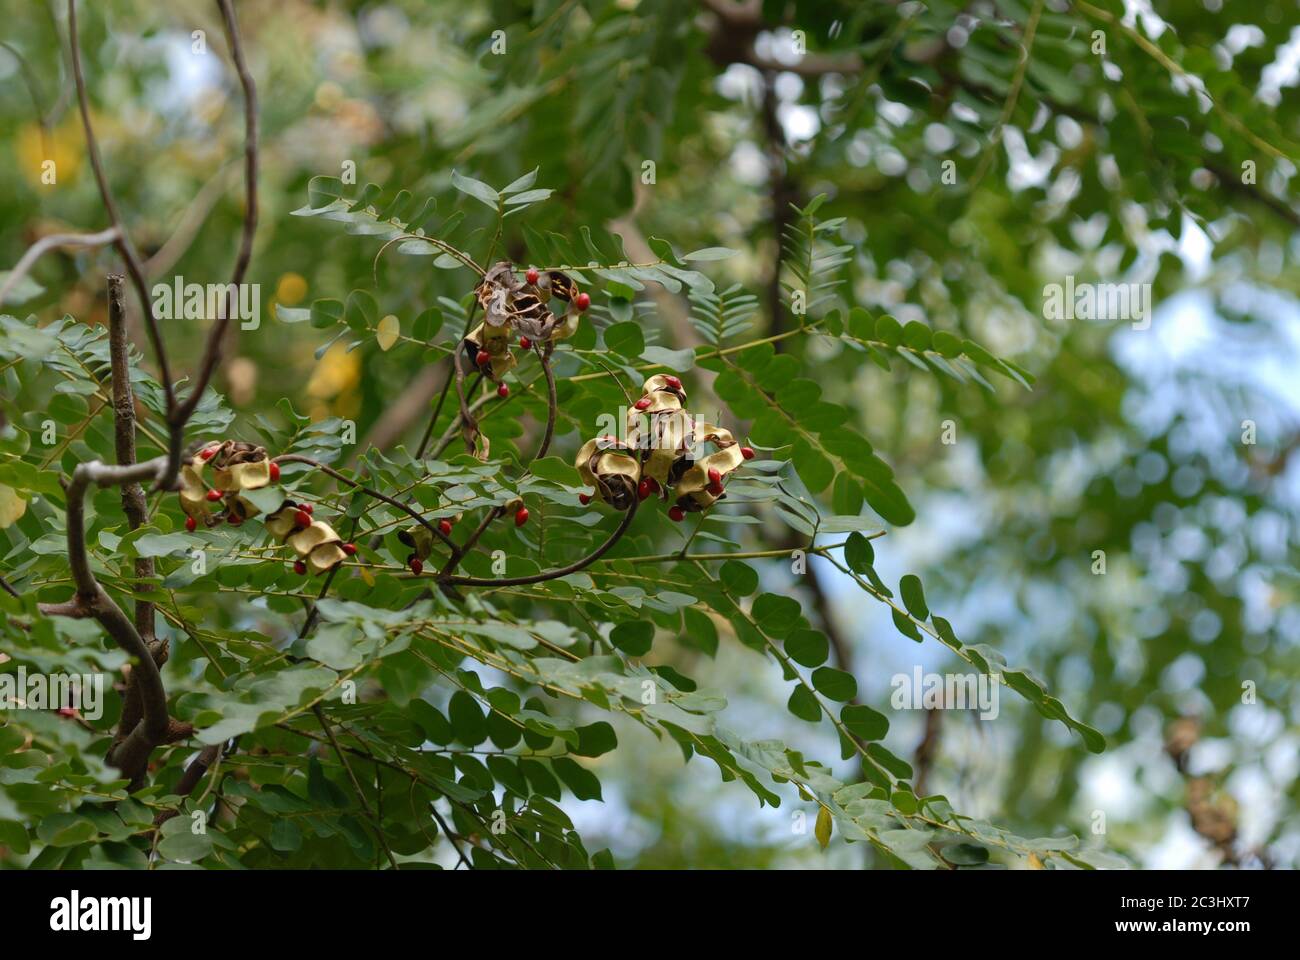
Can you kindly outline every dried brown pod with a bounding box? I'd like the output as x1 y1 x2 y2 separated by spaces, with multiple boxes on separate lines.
265 500 347 575
575 436 641 511
178 440 274 527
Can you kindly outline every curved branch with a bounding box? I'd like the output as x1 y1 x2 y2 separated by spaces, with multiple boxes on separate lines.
0 226 120 305
441 498 640 588
67 0 174 411
374 233 486 279
37 456 183 788
429 374 492 460
534 350 557 462
432 353 561 578
173 0 259 426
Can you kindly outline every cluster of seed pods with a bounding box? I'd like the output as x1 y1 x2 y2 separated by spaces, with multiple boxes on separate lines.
177 440 355 576
575 374 754 521
464 261 590 388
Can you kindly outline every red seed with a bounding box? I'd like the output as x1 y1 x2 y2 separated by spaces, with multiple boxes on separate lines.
519 336 532 350
740 446 755 460
578 493 592 505
664 375 682 390
293 560 307 576
408 555 423 575
708 468 723 495
199 446 217 461
575 292 591 311
228 514 242 526
206 488 222 503
302 502 314 514
668 505 685 522
185 516 197 532
497 383 510 398
634 397 651 410
294 510 312 528
269 461 281 482
438 519 452 536
638 479 652 500
342 542 357 556
514 507 529 527
526 267 540 285
476 349 492 367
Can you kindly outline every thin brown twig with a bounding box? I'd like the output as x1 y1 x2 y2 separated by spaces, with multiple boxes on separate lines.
173 0 260 427
37 457 190 788
0 227 121 304
67 0 174 411
440 499 640 588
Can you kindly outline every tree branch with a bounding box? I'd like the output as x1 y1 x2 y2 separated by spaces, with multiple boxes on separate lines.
107 275 168 758
0 227 121 305
106 275 154 638
67 0 174 411
173 0 260 427
37 456 189 788
440 499 640 588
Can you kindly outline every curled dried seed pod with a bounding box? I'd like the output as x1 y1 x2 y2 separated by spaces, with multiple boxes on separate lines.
673 422 744 510
178 457 220 527
639 373 687 403
538 270 578 303
178 440 275 527
463 324 517 383
575 436 640 511
626 375 693 488
475 262 522 325
263 500 303 540
549 299 583 343
266 500 347 575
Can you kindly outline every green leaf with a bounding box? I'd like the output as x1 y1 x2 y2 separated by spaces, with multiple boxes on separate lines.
785 628 829 668
752 593 801 637
450 170 499 208
610 620 653 656
529 456 581 486
552 757 602 801
719 559 759 596
786 684 821 723
841 704 889 741
811 666 857 702
844 532 875 573
899 574 929 621
448 690 488 746
604 322 645 358
682 247 737 261
574 722 618 757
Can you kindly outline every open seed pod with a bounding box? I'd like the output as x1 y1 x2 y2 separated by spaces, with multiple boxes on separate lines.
671 422 745 512
210 441 273 492
397 524 435 562
575 436 641 510
526 270 583 342
535 270 579 305
463 323 517 382
178 456 219 526
265 501 347 575
177 440 275 527
626 375 692 488
467 262 521 382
